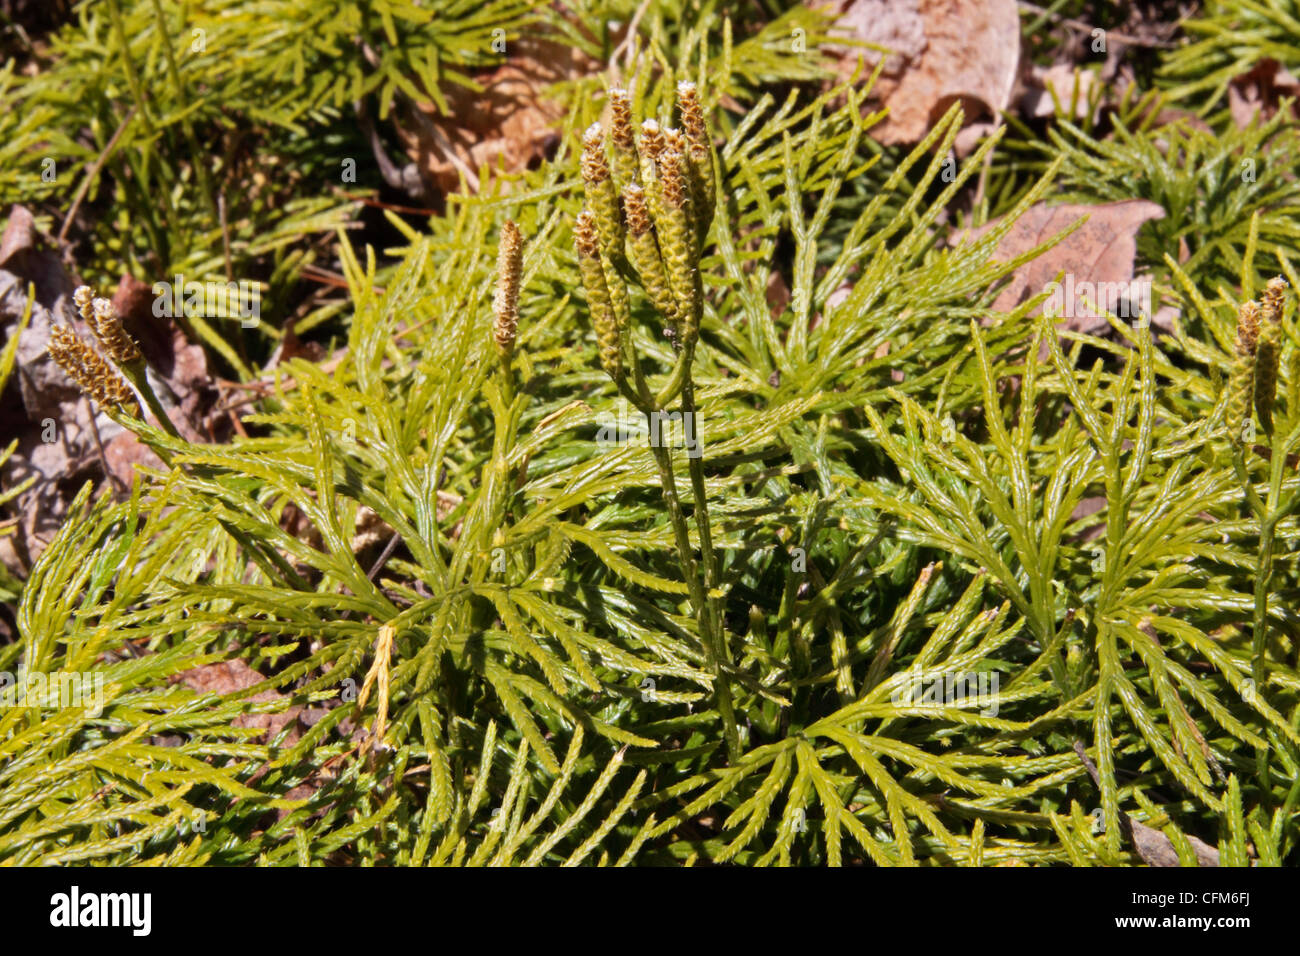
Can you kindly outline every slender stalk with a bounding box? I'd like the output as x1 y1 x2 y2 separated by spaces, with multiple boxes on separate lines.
680 349 731 688
1250 422 1293 689
105 0 174 260
119 361 181 439
653 346 691 407
105 0 155 134
644 432 742 764
499 361 516 409
1230 447 1268 517
627 343 741 762
147 0 219 223
1252 518 1274 690
469 384 524 634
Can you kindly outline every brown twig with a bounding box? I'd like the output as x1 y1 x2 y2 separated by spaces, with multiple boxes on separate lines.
335 190 441 218
58 107 138 248
610 0 653 74
227 407 249 438
366 533 403 583
83 397 127 497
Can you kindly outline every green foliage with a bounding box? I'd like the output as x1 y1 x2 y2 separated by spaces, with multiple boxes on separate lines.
1044 111 1300 290
1161 0 1300 113
0 0 837 377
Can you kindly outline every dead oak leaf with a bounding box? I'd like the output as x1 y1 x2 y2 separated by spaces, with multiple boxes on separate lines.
396 35 600 195
959 199 1165 332
823 0 1020 145
175 660 301 745
1228 58 1300 130
1129 817 1221 867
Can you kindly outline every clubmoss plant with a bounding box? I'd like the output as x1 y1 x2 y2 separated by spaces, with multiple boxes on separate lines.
1227 300 1261 446
574 82 742 761
8 48 1300 867
46 325 138 414
1215 277 1300 700
56 285 181 439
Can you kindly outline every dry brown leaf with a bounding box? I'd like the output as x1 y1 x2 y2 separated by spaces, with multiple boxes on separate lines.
1228 58 1300 130
1129 817 1220 867
176 660 301 745
960 199 1164 332
1073 741 1220 867
101 431 165 491
0 206 123 571
823 0 1020 145
395 36 600 195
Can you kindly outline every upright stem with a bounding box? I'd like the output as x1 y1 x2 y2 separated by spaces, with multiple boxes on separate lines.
147 0 219 224
627 343 741 762
469 382 521 633
680 348 730 690
1251 428 1289 689
105 0 155 134
119 360 181 439
644 437 742 764
499 360 516 410
105 0 178 253
1252 519 1274 690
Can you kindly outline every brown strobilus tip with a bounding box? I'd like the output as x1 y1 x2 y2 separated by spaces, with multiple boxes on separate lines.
47 325 137 412
493 220 523 361
90 295 141 365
